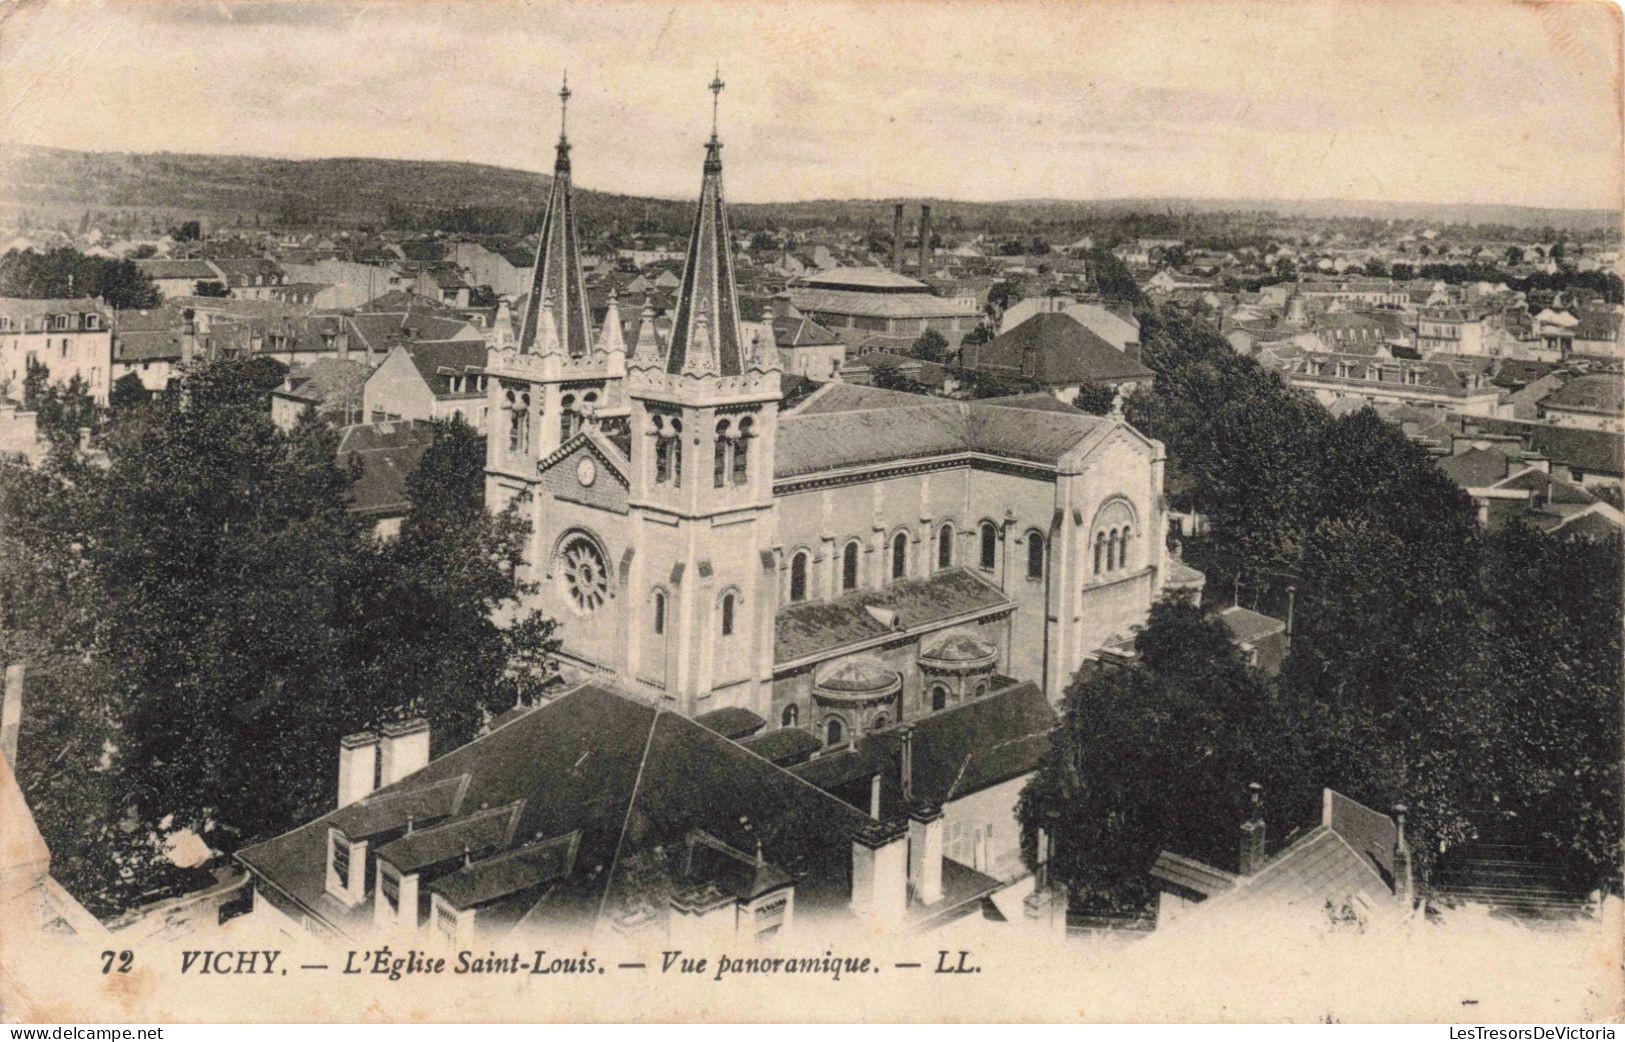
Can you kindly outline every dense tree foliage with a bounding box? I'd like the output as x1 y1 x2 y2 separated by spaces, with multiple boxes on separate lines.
0 363 558 915
0 247 160 309
1021 304 1624 912
910 328 951 364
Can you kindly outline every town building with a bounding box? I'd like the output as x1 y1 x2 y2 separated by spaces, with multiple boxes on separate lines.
786 268 982 351
1535 373 1624 432
1275 352 1502 416
0 297 113 404
960 312 1153 404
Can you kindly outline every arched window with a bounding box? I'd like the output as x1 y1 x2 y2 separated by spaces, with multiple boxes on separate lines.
506 388 530 454
842 541 859 591
720 593 735 637
937 524 954 569
871 713 889 732
1094 531 1106 574
733 417 752 485
790 552 809 603
1026 531 1045 580
653 416 671 483
930 685 948 712
1119 528 1132 571
652 591 666 635
781 704 799 728
714 419 730 488
560 394 576 443
1108 530 1121 572
891 531 908 580
979 522 998 571
825 717 844 747
973 681 988 700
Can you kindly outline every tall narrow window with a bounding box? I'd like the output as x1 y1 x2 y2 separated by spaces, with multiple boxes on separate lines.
653 592 666 635
931 685 947 712
1108 531 1121 572
560 394 575 444
782 704 799 728
790 552 809 603
1119 530 1132 570
670 421 683 487
733 417 752 486
655 438 671 483
825 718 844 747
1027 532 1045 580
938 524 954 569
891 532 908 580
1094 532 1106 574
979 522 997 571
720 593 735 637
714 420 730 488
842 542 859 591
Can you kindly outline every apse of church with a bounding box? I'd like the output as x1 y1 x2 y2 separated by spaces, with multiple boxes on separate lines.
482 77 1191 744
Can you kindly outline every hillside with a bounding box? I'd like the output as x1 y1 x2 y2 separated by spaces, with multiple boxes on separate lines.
1 144 1618 236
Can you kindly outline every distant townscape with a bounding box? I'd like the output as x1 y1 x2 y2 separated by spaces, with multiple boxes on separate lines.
0 75 1619 1001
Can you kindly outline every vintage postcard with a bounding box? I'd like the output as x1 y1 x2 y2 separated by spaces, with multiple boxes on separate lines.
0 0 1621 1025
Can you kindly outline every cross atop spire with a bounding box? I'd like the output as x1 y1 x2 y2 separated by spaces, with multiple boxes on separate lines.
709 67 725 140
559 72 571 140
554 72 572 173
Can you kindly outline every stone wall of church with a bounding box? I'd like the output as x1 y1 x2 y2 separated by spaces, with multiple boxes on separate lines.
532 494 632 678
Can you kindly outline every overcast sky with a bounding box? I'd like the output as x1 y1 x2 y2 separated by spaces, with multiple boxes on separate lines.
2 0 1620 210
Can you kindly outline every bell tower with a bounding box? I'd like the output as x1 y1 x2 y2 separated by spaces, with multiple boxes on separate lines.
622 73 782 718
486 74 627 515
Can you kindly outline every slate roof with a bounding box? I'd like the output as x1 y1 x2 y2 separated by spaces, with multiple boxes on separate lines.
1438 447 1514 489
397 340 488 396
111 306 189 361
279 357 367 415
738 727 824 767
237 684 875 938
775 568 1014 666
1540 373 1623 417
773 390 1113 479
1452 416 1624 476
693 706 767 741
1216 605 1287 644
964 312 1152 387
772 313 844 348
789 680 1056 818
335 420 438 517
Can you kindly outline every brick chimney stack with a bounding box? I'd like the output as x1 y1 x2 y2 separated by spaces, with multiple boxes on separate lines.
891 204 904 272
1238 781 1266 875
1393 802 1415 908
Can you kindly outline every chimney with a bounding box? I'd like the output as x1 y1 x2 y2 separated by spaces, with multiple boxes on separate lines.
898 723 915 804
918 205 933 277
2 663 23 764
1238 781 1266 875
77 427 91 454
891 204 904 272
337 730 378 807
849 818 909 926
907 803 944 906
1392 802 1415 909
379 718 430 786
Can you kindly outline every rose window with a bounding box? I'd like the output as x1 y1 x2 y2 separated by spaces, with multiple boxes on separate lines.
559 537 609 615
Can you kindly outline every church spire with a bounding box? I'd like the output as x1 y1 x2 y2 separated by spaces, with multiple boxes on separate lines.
517 72 592 359
665 72 744 377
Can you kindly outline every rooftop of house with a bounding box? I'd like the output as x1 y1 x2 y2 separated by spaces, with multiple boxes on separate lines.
964 312 1153 387
789 679 1054 812
1451 416 1624 476
335 419 439 517
801 267 931 292
1539 373 1623 416
236 683 877 939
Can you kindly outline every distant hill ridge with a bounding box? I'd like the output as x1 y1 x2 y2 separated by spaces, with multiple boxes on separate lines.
1 144 1618 233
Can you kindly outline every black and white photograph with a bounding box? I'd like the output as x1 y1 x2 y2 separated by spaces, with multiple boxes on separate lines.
0 0 1620 1026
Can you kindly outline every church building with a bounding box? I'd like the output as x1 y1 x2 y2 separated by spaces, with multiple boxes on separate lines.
484 78 1200 749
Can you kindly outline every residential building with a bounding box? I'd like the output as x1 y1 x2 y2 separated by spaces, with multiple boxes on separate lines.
787 268 982 351
1535 373 1624 432
362 340 490 432
0 297 113 404
961 312 1153 404
1277 352 1502 416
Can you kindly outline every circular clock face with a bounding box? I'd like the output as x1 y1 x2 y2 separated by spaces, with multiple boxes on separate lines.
576 456 597 487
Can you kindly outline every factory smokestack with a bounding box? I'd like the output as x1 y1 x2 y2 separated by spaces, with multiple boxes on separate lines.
891 203 904 272
918 205 933 278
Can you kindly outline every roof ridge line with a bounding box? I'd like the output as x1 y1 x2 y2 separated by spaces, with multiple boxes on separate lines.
594 702 663 925
664 709 879 821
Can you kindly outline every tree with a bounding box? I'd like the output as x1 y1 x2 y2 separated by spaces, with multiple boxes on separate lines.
1504 246 1525 266
1086 249 1143 305
1017 591 1317 914
869 362 928 395
0 248 160 309
0 360 560 912
109 372 151 413
911 328 950 364
193 280 230 298
750 231 776 252
1072 381 1115 415
169 220 203 242
960 322 994 349
985 279 1021 317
